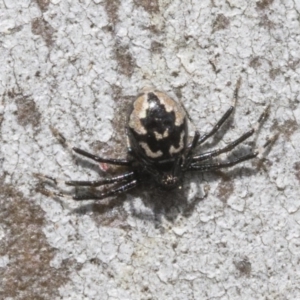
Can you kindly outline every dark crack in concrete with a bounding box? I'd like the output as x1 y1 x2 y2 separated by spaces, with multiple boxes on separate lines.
256 0 274 10
0 183 71 299
31 17 55 47
115 44 135 77
104 0 121 28
35 0 50 12
134 0 160 14
16 96 41 129
216 174 235 204
212 14 230 33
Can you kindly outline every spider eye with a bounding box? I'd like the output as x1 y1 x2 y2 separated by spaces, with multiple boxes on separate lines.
160 174 180 189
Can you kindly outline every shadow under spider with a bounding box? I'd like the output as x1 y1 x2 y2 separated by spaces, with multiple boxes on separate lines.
58 150 263 229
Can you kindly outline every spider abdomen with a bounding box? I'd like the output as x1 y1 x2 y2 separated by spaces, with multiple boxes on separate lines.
128 90 188 162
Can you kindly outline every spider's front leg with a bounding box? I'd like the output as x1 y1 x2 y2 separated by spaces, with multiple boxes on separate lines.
189 152 258 172
197 77 241 146
189 133 278 172
184 78 241 169
191 105 270 164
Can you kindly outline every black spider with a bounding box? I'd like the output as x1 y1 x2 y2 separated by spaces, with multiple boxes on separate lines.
38 79 273 201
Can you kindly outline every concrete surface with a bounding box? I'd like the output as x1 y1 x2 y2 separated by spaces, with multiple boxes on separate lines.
0 0 299 299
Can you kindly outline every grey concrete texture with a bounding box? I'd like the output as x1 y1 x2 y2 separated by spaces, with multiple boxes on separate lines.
0 0 299 299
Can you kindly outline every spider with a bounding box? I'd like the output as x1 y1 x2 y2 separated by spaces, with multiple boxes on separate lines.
38 79 274 201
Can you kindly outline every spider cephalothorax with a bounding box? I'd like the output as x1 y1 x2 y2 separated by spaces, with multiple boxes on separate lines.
38 80 273 201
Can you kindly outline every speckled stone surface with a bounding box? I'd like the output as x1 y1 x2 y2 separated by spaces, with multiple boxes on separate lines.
0 0 299 299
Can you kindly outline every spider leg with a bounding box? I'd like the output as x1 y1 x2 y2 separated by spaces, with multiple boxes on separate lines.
73 147 133 166
189 152 257 172
192 129 254 163
189 133 278 172
191 105 269 163
73 179 138 201
184 130 200 168
37 177 138 201
65 171 135 187
50 126 133 166
34 171 135 188
184 78 241 168
178 95 201 152
198 77 241 145
36 187 74 200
